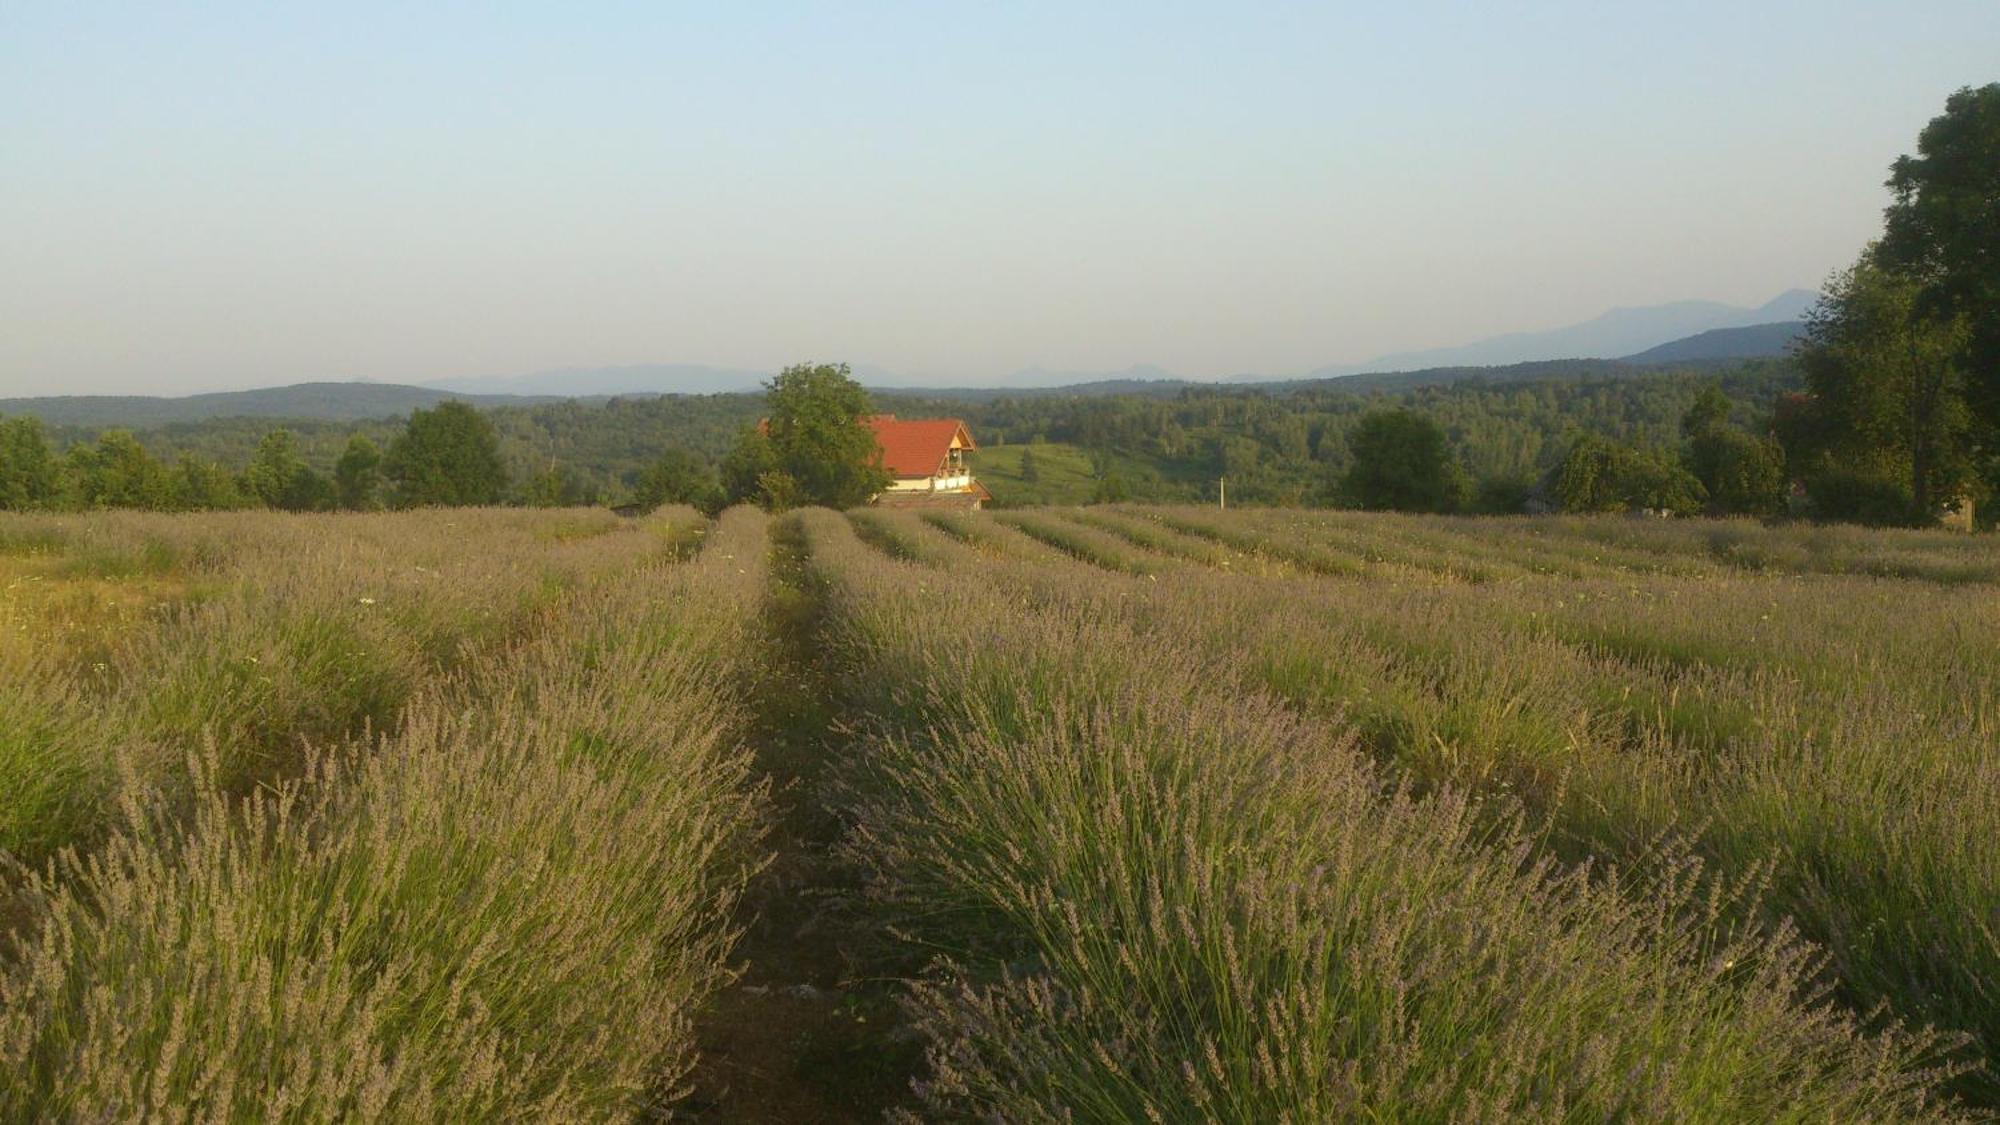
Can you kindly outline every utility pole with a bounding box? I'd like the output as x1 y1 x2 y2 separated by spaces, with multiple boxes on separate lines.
1219 476 1226 510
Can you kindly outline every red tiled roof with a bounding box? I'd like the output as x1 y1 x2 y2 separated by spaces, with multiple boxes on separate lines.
866 415 976 478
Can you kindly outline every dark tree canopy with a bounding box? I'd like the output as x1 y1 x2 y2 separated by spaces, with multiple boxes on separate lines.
66 431 175 511
1553 434 1704 515
520 462 598 508
1877 83 2000 439
719 426 780 508
174 457 250 511
635 447 719 513
242 429 332 512
0 416 63 511
1681 384 1785 516
1794 259 1973 522
734 363 890 510
334 436 383 511
387 401 508 508
1341 409 1466 513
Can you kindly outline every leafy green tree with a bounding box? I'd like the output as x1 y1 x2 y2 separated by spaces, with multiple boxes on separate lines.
241 429 331 511
1795 259 1973 521
1801 466 1914 527
1341 409 1467 513
1019 447 1042 484
521 462 597 507
387 401 508 508
0 415 65 511
1681 385 1735 438
1876 84 2000 449
719 426 780 507
1551 435 1625 513
1679 385 1784 516
1553 434 1704 515
333 436 384 511
754 469 805 511
67 431 175 510
734 363 889 509
1685 427 1785 517
1470 472 1536 515
172 457 251 510
634 447 719 512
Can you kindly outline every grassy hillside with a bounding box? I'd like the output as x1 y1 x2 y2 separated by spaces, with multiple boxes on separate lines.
1622 321 1804 364
972 442 1160 506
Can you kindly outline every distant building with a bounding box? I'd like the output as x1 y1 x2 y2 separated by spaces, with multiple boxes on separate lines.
867 415 990 509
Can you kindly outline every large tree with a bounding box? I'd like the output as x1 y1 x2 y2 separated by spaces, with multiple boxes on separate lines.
242 429 332 512
1680 385 1784 516
333 436 384 511
735 363 889 509
1341 409 1466 513
66 431 174 510
634 447 719 513
0 415 64 511
387 401 508 508
1552 434 1704 515
173 457 251 511
1795 259 1973 521
1876 84 2000 447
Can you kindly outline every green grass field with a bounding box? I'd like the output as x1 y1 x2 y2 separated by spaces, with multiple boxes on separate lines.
2 505 1995 1119
973 441 1203 507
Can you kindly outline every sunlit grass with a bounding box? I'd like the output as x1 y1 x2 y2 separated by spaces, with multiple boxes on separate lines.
0 506 768 1119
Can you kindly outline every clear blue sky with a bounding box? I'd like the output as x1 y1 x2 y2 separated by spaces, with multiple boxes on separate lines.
3 2 1996 395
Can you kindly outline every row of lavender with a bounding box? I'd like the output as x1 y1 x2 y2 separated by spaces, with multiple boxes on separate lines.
2 509 770 1117
810 506 1976 1119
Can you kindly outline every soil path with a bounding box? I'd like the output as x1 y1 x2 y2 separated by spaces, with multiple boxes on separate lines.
678 517 918 1121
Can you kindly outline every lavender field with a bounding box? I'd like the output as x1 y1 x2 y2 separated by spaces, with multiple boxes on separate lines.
2 505 1994 1119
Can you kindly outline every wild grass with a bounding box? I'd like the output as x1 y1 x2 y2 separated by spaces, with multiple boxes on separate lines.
796 508 1971 1120
0 508 688 871
0 507 768 1119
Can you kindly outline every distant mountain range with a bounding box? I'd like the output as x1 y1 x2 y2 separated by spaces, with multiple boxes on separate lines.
1305 289 1817 377
2 291 1816 428
423 364 770 397
0 382 561 429
405 292 1817 398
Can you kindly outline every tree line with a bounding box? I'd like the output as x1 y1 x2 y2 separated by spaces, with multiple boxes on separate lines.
0 402 510 513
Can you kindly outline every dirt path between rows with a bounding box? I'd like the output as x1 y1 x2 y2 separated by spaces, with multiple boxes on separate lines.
677 518 918 1122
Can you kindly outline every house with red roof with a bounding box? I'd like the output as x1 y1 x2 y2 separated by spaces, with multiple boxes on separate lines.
867 415 990 509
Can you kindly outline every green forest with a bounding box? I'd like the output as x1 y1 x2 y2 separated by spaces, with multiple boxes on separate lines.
0 360 1801 515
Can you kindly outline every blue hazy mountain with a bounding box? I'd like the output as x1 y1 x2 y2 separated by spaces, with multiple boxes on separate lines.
1309 289 1817 378
0 382 554 428
423 364 771 396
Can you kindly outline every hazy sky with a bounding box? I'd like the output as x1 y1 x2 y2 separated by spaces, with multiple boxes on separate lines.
3 3 1996 396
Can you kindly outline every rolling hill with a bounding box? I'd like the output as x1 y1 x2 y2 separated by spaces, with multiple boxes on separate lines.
1620 321 1804 364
